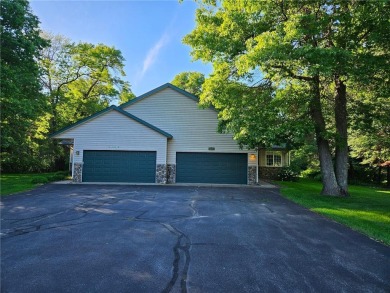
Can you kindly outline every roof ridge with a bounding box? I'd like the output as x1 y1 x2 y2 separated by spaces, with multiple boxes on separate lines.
119 83 199 108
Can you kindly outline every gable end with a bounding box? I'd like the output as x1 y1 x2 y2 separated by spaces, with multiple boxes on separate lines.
50 105 172 138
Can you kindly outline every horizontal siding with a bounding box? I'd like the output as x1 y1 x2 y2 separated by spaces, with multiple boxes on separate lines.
53 110 167 164
123 88 257 165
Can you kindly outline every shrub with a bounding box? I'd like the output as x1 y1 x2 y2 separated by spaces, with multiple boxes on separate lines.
31 176 49 184
47 174 66 182
301 167 321 180
55 171 69 176
277 167 299 181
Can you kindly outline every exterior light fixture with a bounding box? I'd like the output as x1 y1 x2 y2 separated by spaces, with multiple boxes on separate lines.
250 154 256 160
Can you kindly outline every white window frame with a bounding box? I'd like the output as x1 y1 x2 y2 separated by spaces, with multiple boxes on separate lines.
265 151 283 167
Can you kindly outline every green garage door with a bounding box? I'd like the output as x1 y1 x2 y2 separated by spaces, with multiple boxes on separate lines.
176 152 247 184
82 150 156 183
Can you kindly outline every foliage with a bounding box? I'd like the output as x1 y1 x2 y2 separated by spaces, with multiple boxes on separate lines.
171 71 205 96
40 33 135 130
348 85 390 166
30 33 136 171
184 0 390 196
1 16 135 172
301 168 322 181
278 179 390 245
277 167 298 182
0 0 49 172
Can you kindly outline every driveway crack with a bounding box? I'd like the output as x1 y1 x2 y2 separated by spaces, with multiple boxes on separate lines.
161 223 191 293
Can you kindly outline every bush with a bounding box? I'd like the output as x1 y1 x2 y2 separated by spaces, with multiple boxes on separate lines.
47 174 66 182
277 167 299 181
31 176 49 184
301 167 321 180
55 170 69 176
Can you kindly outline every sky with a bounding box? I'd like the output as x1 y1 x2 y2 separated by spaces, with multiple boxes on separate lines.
30 0 212 96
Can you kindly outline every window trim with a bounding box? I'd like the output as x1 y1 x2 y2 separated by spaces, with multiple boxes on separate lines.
265 151 283 167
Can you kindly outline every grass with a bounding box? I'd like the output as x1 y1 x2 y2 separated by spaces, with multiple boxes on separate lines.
0 172 68 196
277 179 390 246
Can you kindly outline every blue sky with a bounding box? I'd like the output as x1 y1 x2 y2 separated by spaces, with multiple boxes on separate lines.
30 0 212 96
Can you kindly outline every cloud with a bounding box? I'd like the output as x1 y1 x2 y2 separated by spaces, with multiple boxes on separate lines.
140 32 170 78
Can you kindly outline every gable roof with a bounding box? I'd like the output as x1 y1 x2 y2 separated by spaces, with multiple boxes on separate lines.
119 83 200 108
50 105 173 139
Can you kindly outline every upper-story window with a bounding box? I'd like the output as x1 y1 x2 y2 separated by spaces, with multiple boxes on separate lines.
266 151 282 167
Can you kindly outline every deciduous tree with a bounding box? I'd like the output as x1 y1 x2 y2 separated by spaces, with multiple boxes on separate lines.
0 0 49 171
184 0 390 196
171 71 205 96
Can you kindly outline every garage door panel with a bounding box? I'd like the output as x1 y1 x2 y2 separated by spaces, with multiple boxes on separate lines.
176 152 247 184
83 150 156 183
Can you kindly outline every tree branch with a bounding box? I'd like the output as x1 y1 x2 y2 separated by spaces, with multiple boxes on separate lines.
272 65 314 81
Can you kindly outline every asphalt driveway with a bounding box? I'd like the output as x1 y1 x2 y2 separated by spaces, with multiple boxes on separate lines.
1 184 389 293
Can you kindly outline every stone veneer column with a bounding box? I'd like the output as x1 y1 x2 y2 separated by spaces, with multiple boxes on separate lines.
167 164 176 184
73 163 83 183
156 164 167 184
248 166 257 185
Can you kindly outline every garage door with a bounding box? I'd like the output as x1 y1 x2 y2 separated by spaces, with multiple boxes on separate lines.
82 150 156 183
176 152 247 184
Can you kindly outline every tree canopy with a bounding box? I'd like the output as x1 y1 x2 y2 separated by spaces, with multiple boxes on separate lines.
171 71 205 96
184 0 390 195
0 1 134 172
1 0 49 171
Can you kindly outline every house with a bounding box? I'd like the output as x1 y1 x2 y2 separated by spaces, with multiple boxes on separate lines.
51 83 289 184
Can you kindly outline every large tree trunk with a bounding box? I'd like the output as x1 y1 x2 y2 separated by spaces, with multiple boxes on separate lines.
310 76 342 196
334 77 349 196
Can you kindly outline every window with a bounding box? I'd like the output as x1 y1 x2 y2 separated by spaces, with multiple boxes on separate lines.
266 151 282 167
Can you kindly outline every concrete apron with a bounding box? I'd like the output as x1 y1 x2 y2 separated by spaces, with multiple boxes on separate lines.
52 180 277 188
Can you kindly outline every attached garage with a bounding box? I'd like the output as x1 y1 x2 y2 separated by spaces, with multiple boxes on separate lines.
82 150 156 183
51 84 259 185
176 152 248 184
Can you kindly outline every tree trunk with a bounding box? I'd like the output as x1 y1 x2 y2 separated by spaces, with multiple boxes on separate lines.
334 77 349 196
387 166 390 188
310 76 341 196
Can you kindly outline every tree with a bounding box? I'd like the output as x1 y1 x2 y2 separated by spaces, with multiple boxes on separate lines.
0 0 49 171
171 71 205 96
184 0 390 196
348 84 390 167
35 33 135 170
40 33 135 131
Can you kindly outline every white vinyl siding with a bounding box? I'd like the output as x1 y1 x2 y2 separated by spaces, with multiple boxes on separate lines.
123 88 257 165
52 110 167 164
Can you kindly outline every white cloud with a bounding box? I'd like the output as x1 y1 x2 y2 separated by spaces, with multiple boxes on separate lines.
140 32 170 78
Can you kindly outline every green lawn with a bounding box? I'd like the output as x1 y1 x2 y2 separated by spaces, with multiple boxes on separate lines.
0 172 68 196
277 179 390 246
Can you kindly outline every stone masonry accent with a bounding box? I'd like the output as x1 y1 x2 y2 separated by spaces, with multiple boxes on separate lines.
259 166 281 180
156 164 167 184
248 166 257 185
73 163 83 183
167 164 176 184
